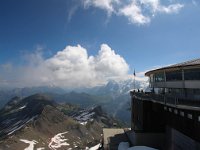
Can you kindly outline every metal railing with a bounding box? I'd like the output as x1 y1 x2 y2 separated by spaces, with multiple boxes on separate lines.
130 91 200 108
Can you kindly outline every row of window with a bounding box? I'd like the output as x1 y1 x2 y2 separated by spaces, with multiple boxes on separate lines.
151 68 200 82
164 107 197 121
150 88 200 99
185 69 200 80
166 71 182 81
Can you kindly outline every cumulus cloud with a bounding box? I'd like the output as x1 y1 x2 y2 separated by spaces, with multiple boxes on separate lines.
81 0 184 25
93 44 129 77
0 44 129 88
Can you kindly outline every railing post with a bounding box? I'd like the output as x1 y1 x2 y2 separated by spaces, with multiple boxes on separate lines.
175 97 177 106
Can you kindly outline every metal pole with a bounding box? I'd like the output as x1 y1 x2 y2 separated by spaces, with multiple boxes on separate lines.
134 69 136 91
134 74 135 91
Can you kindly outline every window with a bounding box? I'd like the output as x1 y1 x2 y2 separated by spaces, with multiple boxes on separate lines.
166 71 182 81
184 68 200 80
167 88 184 96
154 72 165 82
193 89 200 94
150 74 154 82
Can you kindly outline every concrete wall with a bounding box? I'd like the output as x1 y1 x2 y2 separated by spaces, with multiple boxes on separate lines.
132 97 165 132
185 81 200 88
165 127 200 150
128 131 165 149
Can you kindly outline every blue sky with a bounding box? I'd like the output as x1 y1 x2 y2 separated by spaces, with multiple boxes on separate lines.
0 0 200 88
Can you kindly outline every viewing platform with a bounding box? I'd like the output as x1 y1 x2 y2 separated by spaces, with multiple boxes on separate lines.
130 91 200 110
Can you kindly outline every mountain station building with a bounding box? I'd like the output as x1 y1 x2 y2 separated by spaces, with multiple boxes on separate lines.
130 58 200 150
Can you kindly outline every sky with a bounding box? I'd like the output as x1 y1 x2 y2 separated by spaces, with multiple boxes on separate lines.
0 0 200 88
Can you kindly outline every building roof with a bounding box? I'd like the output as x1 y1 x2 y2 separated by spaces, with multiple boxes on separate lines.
145 58 200 76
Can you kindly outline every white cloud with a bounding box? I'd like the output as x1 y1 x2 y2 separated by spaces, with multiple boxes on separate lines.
68 5 79 22
131 71 148 82
83 0 120 15
192 0 198 6
158 4 184 14
93 44 129 77
81 0 184 25
140 0 184 14
0 44 129 88
119 1 151 25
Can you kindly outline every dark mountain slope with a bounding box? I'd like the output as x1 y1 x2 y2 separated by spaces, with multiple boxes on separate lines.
0 94 55 139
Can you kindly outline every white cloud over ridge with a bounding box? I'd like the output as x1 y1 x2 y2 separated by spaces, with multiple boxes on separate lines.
81 0 184 25
0 44 129 88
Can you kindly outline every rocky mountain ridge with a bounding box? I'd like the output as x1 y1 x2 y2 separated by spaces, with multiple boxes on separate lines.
0 94 118 150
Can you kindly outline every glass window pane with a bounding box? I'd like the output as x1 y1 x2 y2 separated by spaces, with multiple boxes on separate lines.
184 69 200 80
154 72 164 82
166 71 182 81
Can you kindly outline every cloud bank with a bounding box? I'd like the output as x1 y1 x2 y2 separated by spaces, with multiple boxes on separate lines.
81 0 184 25
0 44 129 88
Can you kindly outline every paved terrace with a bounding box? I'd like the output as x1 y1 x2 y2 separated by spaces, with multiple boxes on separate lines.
103 128 131 150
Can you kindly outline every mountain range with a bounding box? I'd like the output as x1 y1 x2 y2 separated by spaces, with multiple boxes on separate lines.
0 79 148 125
0 94 119 150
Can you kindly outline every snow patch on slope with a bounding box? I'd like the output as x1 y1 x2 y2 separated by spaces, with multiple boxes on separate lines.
18 105 26 110
86 143 101 150
20 139 44 150
7 115 38 135
72 107 96 125
48 131 69 150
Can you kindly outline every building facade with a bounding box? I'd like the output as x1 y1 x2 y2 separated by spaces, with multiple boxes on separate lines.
130 58 200 150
